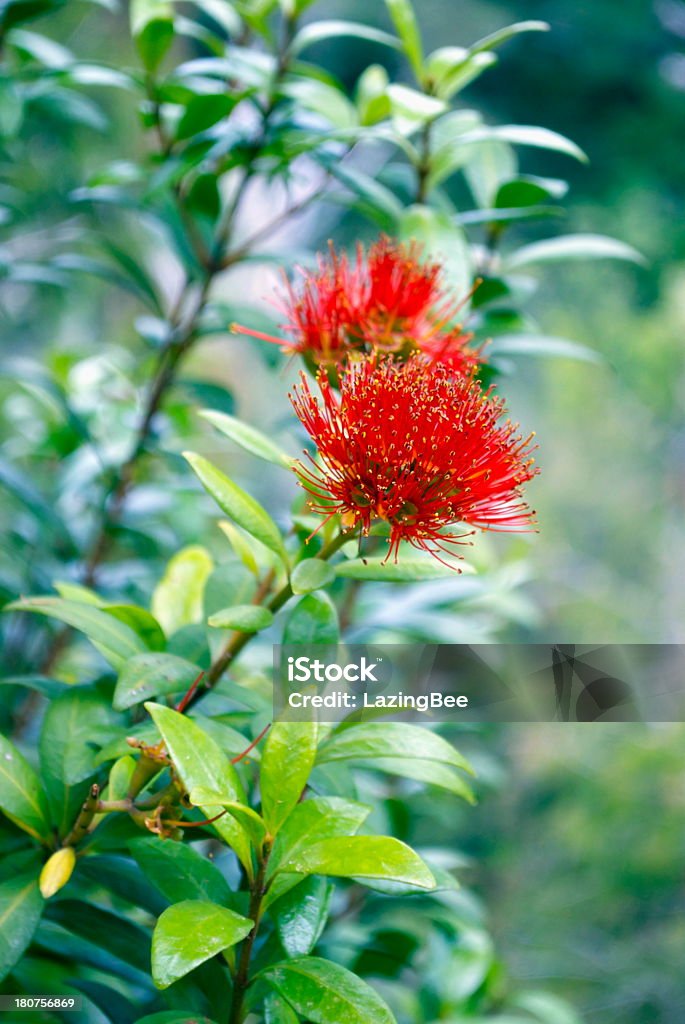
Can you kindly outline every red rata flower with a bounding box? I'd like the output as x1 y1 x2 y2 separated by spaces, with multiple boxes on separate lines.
290 354 537 565
232 237 480 377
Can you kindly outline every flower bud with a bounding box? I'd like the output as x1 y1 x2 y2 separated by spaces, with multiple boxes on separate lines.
39 846 76 899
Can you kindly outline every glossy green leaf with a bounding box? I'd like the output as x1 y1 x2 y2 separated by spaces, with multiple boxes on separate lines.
269 797 371 880
208 604 274 632
495 176 568 208
337 755 475 802
188 789 267 849
261 720 318 834
152 900 254 988
264 992 300 1024
282 835 435 889
262 956 396 1024
290 559 336 595
505 233 645 270
273 876 332 957
424 47 496 100
46 900 151 972
461 124 587 162
289 20 401 58
335 557 472 581
130 0 174 71
488 334 602 364
200 410 292 467
113 653 203 711
387 84 447 129
0 873 43 983
39 688 116 835
104 605 166 652
318 723 474 775
151 545 214 637
283 593 339 646
144 703 252 874
469 19 550 54
0 733 51 843
4 597 146 669
176 94 234 139
184 452 287 564
217 521 261 576
129 836 234 906
385 0 423 79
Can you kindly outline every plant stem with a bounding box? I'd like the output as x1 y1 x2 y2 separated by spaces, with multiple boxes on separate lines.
228 842 272 1024
416 118 433 203
189 529 353 706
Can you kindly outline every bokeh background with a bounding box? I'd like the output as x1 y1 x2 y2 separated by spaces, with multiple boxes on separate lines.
2 1 684 1022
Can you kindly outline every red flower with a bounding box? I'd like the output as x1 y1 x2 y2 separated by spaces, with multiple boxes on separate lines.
232 237 481 376
290 354 537 565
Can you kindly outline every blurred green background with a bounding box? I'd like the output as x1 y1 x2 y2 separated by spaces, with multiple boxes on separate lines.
2 1 683 1022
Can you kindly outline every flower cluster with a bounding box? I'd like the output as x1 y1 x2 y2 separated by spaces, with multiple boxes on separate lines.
233 237 480 378
290 354 537 564
236 234 538 566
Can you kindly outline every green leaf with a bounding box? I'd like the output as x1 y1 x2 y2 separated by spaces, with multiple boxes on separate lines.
316 722 476 802
188 790 267 849
262 955 396 1024
152 545 215 637
130 0 174 71
505 233 645 270
152 900 253 988
283 594 339 646
4 597 146 670
0 733 51 843
289 20 401 58
184 452 287 564
385 0 423 79
335 557 471 581
488 334 602 364
0 873 43 983
200 409 292 467
130 835 233 906
46 900 151 973
387 84 447 130
461 124 587 162
399 204 472 308
355 64 391 127
39 688 116 836
291 559 336 595
208 605 274 632
318 723 474 775
217 521 261 576
272 876 332 957
282 835 435 889
105 605 166 652
264 992 300 1024
464 140 517 209
469 19 550 55
113 653 203 711
495 176 568 208
424 48 496 100
318 157 402 230
144 703 252 874
176 94 234 140
269 797 371 879
261 720 318 834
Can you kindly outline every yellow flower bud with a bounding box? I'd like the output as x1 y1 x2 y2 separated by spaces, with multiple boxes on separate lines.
39 846 76 899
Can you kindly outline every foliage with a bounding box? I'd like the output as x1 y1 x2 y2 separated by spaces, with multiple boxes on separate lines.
0 0 642 1022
